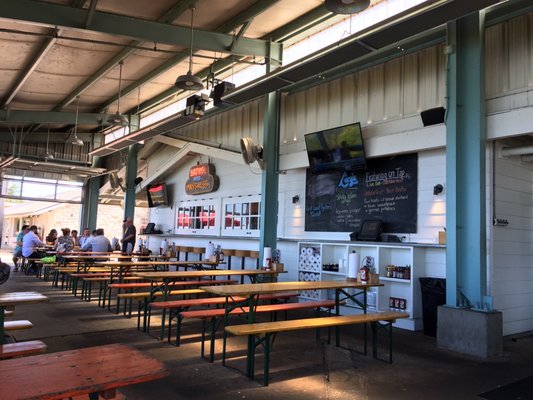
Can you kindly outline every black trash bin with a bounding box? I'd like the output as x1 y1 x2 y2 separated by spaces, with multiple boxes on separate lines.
419 277 446 337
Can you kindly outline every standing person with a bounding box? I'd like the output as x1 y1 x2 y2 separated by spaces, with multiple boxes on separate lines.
55 228 75 253
71 230 80 247
81 228 112 253
45 229 58 246
78 228 91 248
121 217 136 254
12 225 29 271
22 225 44 274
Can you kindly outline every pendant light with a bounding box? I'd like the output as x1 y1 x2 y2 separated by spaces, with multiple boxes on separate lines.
69 96 84 146
325 0 370 14
43 126 54 161
108 61 129 126
175 5 204 91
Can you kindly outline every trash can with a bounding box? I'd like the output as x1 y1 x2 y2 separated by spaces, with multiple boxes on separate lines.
419 277 446 337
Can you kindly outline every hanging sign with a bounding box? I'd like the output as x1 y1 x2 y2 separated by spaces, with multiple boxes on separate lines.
185 163 220 195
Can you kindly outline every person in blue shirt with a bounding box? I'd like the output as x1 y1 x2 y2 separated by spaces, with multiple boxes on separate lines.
12 225 29 272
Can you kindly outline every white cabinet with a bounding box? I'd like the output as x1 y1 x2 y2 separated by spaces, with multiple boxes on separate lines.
298 241 444 331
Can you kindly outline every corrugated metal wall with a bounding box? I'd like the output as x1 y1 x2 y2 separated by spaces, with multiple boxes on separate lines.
280 44 447 153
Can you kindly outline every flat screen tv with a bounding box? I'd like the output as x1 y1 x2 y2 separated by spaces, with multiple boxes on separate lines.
304 122 366 173
147 183 169 208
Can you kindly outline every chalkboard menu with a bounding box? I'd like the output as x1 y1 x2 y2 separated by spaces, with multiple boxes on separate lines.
305 153 417 233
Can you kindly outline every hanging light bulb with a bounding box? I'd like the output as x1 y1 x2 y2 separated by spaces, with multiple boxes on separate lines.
69 96 84 146
175 6 204 91
43 126 54 161
108 61 129 126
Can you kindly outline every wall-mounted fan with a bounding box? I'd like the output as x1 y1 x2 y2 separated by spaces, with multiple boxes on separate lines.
240 137 265 169
110 172 125 192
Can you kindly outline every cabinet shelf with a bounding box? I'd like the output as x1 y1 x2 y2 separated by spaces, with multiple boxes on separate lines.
298 241 446 331
321 270 346 276
380 277 411 283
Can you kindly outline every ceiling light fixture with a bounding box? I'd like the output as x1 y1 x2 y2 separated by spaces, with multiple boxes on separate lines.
324 0 370 14
68 96 84 146
175 5 204 91
43 126 54 161
108 61 129 126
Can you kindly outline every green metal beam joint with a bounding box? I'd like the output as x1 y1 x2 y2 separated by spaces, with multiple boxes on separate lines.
0 0 281 58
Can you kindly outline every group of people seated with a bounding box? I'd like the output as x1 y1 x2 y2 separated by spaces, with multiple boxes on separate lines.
12 225 114 273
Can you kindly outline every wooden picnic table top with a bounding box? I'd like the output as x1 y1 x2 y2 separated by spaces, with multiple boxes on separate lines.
0 343 168 400
200 280 381 296
0 291 48 307
96 260 218 267
60 254 171 260
134 269 282 280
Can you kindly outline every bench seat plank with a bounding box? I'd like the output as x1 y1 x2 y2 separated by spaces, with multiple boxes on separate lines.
226 311 409 335
0 340 47 359
4 320 33 331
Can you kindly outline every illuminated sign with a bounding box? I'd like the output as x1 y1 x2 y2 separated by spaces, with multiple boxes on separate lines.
185 163 219 195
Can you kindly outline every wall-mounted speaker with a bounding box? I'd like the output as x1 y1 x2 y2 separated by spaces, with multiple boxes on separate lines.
421 107 446 126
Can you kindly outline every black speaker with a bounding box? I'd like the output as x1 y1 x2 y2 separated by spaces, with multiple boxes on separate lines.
212 81 236 107
421 107 446 126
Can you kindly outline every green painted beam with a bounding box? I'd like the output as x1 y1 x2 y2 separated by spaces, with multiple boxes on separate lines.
0 109 117 125
101 0 282 114
55 0 196 111
0 0 280 58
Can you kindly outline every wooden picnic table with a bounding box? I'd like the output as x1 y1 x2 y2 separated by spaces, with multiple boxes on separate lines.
0 291 48 343
134 269 283 339
0 343 168 400
201 280 382 377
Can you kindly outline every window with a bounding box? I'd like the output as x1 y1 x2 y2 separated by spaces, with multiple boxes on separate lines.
222 195 261 237
175 199 220 235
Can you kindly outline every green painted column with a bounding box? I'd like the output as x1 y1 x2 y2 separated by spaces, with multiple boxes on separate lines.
259 41 282 267
259 91 280 266
445 12 487 309
81 155 101 230
123 144 140 220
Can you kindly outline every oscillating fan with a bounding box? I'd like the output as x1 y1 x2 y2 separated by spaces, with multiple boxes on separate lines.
110 172 125 192
240 137 265 169
324 0 370 14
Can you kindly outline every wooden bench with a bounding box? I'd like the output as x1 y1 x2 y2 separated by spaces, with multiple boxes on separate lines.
106 279 237 312
4 320 33 331
225 311 409 385
183 299 339 363
117 288 207 328
0 340 47 359
148 293 299 345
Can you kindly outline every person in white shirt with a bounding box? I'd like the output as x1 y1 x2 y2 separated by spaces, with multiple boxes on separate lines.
22 225 44 274
81 228 112 253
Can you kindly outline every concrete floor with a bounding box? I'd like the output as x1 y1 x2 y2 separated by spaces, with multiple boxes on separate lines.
2 250 533 400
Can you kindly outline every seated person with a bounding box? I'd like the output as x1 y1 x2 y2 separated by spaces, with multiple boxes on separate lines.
55 228 75 253
45 229 58 246
81 228 112 253
22 225 44 274
12 224 29 271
